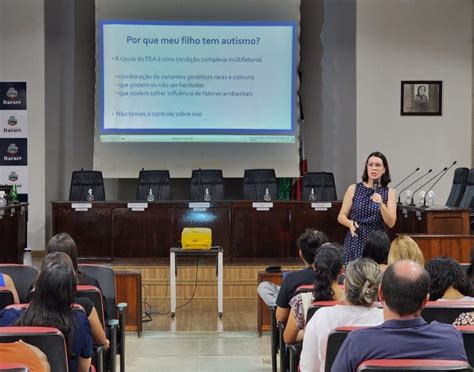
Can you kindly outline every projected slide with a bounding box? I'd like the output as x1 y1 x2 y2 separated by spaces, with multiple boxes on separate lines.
99 21 296 143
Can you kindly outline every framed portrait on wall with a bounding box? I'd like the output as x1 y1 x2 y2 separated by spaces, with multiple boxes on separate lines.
401 80 442 116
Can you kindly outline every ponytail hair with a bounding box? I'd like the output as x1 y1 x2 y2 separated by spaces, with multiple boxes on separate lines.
313 243 344 301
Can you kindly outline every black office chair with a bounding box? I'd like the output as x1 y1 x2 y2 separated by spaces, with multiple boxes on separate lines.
136 169 171 201
190 169 224 200
446 168 470 207
243 169 278 200
69 169 105 201
459 169 474 208
302 172 337 201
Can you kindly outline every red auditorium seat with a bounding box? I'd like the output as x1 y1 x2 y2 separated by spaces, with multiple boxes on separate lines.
357 359 472 371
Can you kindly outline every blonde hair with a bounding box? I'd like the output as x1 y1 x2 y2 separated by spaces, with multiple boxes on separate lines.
345 258 382 307
387 235 425 266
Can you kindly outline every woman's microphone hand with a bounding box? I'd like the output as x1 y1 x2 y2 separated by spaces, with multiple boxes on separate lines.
371 192 383 205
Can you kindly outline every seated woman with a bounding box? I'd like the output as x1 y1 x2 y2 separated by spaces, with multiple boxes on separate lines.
299 258 383 372
361 230 390 272
0 272 19 304
425 256 473 301
387 235 424 266
283 243 345 344
0 252 92 372
47 233 103 291
27 245 109 350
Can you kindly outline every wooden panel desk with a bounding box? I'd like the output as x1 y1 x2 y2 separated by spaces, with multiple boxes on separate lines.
52 201 471 261
0 203 27 263
395 205 470 235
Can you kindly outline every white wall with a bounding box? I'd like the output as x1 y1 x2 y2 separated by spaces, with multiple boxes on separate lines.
357 0 472 203
0 0 45 250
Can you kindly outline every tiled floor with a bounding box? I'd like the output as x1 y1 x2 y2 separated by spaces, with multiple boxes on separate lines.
125 332 272 371
124 298 272 371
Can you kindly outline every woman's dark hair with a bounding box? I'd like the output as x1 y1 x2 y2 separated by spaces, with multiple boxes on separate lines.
297 229 328 265
17 252 77 353
47 233 78 272
362 231 390 265
425 257 472 301
313 243 344 301
361 151 391 187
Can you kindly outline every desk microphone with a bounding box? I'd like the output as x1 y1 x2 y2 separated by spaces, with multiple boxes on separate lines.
422 160 457 207
410 166 448 206
393 167 420 189
398 169 432 204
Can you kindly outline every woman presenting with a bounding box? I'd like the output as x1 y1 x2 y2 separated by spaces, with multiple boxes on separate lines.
338 151 397 263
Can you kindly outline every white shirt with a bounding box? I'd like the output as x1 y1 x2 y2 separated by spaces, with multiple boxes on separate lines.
299 304 384 372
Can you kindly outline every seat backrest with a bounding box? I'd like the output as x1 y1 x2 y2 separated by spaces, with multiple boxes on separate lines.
69 170 105 201
446 168 470 207
302 172 337 201
0 287 14 310
76 285 106 327
0 326 68 372
306 301 339 324
190 169 224 200
0 364 29 372
78 265 116 322
243 169 278 200
421 301 474 324
136 169 172 201
326 326 366 371
357 359 472 371
456 325 474 367
0 265 38 303
459 168 474 208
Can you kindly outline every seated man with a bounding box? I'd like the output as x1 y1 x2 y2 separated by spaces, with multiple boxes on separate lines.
331 260 467 372
257 229 328 322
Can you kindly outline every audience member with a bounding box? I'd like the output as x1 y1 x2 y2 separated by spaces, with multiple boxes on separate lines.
284 243 344 344
361 231 390 272
27 251 109 349
0 252 93 372
425 257 473 301
258 229 328 322
454 246 474 325
0 340 50 372
300 258 383 372
331 260 467 372
47 233 103 291
0 271 19 304
387 235 424 266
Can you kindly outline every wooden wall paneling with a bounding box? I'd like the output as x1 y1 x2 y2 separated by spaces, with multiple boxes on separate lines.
231 202 292 259
112 203 173 258
52 202 112 258
409 234 474 262
291 201 345 244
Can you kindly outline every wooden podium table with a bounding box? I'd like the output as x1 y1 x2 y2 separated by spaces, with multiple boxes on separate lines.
0 203 28 263
51 201 471 261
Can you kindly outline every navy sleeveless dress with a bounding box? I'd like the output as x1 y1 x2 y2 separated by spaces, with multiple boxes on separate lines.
344 182 389 264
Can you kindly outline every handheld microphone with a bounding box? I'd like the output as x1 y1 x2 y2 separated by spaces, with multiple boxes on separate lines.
373 179 380 194
393 167 420 189
398 169 432 204
422 161 457 207
410 166 448 206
